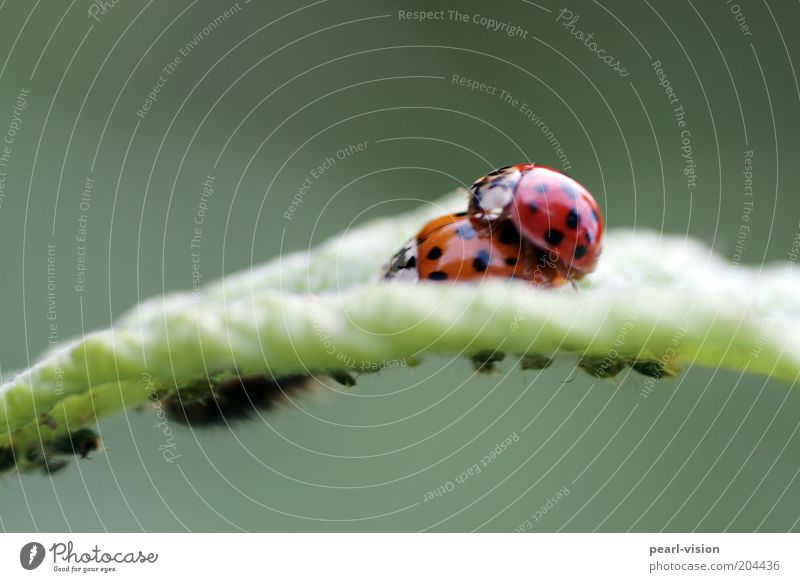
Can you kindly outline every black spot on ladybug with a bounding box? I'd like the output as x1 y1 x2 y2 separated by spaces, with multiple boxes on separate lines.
505 256 517 266
535 182 548 195
498 222 520 245
527 202 539 213
591 208 599 222
566 209 580 229
573 245 588 259
455 224 476 240
454 211 468 217
473 250 490 272
428 271 448 280
426 246 443 260
545 229 564 246
405 255 417 268
561 181 578 198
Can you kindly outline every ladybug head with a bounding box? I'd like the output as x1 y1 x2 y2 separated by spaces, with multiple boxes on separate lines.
468 164 535 219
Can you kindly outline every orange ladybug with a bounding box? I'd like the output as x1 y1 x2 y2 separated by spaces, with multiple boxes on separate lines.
382 212 566 287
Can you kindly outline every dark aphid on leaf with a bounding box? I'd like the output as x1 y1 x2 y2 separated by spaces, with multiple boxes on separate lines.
577 355 627 379
41 457 69 474
38 412 59 430
628 359 676 380
20 444 66 474
470 350 506 373
0 446 15 473
164 374 312 426
52 428 101 459
520 354 553 370
331 371 358 386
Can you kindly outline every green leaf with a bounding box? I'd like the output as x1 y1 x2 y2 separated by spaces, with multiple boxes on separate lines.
1 191 798 472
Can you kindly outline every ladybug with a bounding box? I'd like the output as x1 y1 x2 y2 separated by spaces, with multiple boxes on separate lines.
468 164 604 278
383 211 566 287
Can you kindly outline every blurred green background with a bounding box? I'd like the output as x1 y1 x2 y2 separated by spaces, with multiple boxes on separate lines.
0 0 798 531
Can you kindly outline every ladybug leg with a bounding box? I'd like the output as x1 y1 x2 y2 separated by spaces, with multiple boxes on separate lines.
511 239 536 281
467 202 510 225
522 243 565 288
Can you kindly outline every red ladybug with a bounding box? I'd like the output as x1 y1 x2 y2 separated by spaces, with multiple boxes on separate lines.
383 212 566 287
468 164 604 278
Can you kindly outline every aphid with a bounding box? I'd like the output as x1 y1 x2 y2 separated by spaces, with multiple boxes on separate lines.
41 458 68 474
519 354 554 370
164 374 312 426
470 349 506 373
628 359 677 379
330 371 358 386
52 428 101 459
577 355 628 379
0 446 16 473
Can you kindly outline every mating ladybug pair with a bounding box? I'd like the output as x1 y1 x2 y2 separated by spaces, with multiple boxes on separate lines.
383 163 604 287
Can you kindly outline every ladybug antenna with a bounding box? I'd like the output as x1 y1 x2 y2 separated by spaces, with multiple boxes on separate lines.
569 278 581 293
